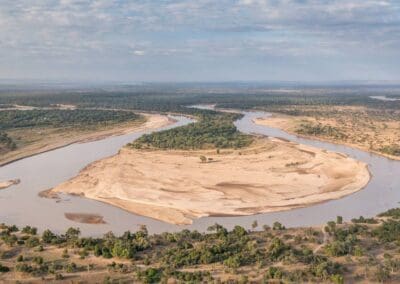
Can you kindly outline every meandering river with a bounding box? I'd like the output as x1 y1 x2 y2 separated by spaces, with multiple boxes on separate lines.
0 109 399 236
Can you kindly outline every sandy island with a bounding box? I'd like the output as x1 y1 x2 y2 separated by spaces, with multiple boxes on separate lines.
0 179 20 190
51 138 370 225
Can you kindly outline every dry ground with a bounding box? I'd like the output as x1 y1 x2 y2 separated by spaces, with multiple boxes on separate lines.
51 138 370 225
254 105 400 160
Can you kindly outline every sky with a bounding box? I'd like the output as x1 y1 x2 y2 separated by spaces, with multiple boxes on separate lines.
0 0 399 82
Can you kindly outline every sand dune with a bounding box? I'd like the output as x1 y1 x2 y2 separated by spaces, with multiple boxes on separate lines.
51 138 370 225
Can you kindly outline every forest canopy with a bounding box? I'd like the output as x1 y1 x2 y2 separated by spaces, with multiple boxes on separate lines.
130 112 253 150
0 109 142 130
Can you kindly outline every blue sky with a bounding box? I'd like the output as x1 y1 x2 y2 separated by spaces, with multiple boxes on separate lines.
0 0 399 82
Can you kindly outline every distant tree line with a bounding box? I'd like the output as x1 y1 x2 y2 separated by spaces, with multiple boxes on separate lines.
0 109 142 130
1 85 399 114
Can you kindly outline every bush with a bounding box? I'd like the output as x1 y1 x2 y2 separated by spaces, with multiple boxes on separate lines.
0 264 10 272
378 208 400 219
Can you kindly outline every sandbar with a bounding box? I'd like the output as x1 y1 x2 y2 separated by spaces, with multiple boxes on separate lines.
51 138 370 225
0 179 20 190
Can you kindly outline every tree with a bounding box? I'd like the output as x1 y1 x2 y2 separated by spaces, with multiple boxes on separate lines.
251 220 258 230
264 266 283 280
224 255 241 269
42 229 55 243
199 155 207 163
65 227 80 240
331 274 344 284
268 238 287 260
102 247 112 258
232 225 247 237
0 264 10 273
94 245 102 257
337 216 343 224
263 224 271 231
141 268 162 284
273 222 285 230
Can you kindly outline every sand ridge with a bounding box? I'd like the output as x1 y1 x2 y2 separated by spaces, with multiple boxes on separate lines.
51 138 370 225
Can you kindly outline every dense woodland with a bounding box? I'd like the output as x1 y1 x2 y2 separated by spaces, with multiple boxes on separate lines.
131 112 253 150
2 208 400 282
1 84 400 113
0 109 142 130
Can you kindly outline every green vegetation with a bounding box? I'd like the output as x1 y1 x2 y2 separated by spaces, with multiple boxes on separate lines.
1 84 399 112
378 208 400 219
0 84 398 156
0 132 16 153
380 145 400 156
2 208 400 282
296 122 347 140
130 112 253 150
351 216 378 224
0 109 142 130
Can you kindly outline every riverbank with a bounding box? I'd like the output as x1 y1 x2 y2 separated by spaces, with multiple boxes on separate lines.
51 138 370 225
253 111 400 161
0 114 175 167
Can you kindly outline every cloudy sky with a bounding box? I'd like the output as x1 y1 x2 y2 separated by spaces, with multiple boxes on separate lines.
0 0 399 82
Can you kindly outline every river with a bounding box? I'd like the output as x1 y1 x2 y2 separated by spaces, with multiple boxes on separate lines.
0 109 399 236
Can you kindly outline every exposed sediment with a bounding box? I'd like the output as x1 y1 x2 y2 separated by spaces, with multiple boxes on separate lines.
0 179 20 190
51 138 370 225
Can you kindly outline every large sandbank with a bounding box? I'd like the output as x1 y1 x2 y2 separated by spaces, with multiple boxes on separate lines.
51 138 370 225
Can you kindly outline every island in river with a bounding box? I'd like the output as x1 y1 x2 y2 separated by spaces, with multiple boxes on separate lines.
0 179 20 190
51 137 370 225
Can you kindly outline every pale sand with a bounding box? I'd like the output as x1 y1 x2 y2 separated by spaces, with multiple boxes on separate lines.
0 114 174 166
51 138 370 225
0 179 20 190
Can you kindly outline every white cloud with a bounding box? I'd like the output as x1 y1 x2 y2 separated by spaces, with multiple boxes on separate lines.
133 50 145 56
0 0 399 81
